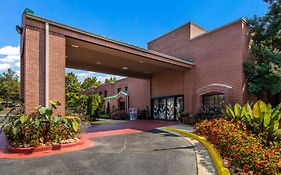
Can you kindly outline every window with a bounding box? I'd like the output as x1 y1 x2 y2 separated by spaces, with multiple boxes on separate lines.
104 91 107 97
117 87 122 93
125 86 128 92
202 94 225 107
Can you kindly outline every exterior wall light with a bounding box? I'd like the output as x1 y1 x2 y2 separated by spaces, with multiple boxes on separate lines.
71 45 79 48
16 25 23 35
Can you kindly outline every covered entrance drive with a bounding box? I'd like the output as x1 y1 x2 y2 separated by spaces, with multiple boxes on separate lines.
20 11 193 116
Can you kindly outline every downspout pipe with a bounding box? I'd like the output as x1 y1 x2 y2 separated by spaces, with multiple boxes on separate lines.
45 22 49 107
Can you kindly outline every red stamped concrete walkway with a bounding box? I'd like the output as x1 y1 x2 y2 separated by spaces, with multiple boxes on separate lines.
0 120 178 159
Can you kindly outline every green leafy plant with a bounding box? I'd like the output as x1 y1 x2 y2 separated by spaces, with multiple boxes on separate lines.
178 112 196 125
243 0 281 103
2 100 81 147
86 94 102 121
223 100 281 141
0 104 5 111
195 105 223 122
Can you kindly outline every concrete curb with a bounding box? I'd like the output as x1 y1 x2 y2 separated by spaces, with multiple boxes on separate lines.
8 139 85 154
162 127 230 175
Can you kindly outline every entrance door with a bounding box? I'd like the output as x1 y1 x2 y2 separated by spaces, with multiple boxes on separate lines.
166 97 175 120
119 101 125 110
152 95 183 120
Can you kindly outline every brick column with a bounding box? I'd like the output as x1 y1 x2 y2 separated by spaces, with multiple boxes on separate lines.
48 33 65 115
184 69 194 114
22 27 65 115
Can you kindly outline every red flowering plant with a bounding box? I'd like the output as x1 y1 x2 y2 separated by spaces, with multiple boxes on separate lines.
194 118 281 174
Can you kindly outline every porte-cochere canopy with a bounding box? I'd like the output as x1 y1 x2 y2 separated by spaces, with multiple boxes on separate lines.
20 11 193 115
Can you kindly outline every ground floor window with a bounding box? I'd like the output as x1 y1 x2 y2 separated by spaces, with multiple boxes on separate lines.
152 95 183 120
202 93 225 107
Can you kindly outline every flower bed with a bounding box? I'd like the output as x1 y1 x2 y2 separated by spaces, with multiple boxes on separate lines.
194 118 281 174
2 100 81 148
8 138 83 154
111 110 129 120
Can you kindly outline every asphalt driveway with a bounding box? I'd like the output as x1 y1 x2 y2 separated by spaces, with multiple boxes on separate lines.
0 129 196 175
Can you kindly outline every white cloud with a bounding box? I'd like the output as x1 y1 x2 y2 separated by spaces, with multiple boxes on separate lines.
66 68 125 83
0 45 20 56
0 63 11 71
0 55 20 63
77 72 124 83
0 45 20 65
15 61 20 68
16 70 20 76
77 73 91 77
95 74 124 83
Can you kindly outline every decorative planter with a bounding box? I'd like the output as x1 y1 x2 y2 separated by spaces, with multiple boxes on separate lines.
8 139 85 154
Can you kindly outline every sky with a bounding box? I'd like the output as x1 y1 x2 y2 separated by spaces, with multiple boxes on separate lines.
0 0 268 82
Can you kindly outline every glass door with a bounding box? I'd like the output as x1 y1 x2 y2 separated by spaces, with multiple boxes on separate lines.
153 99 159 119
158 98 166 120
152 95 183 120
166 97 175 120
175 96 183 120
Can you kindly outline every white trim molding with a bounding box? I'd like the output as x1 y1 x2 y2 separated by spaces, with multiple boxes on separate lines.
196 83 233 94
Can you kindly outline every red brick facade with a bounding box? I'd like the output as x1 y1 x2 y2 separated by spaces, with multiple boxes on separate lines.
148 20 251 113
84 78 150 112
21 12 252 116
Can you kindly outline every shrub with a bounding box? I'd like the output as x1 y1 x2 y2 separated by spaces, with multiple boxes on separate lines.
179 112 195 125
0 104 4 111
194 105 223 122
223 100 281 142
2 100 81 147
86 94 102 121
106 101 111 114
111 110 129 120
99 113 111 119
194 118 281 174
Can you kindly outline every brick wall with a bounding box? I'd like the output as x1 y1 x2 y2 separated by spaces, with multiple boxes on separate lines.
22 27 45 113
127 78 150 110
149 20 250 114
189 20 247 111
21 26 66 115
151 70 184 98
148 24 190 59
48 34 66 115
89 78 150 111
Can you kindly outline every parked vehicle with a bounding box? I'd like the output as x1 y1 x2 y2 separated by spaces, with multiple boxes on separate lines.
0 101 16 108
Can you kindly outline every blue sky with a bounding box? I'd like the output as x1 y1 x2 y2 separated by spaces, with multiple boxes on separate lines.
0 0 268 82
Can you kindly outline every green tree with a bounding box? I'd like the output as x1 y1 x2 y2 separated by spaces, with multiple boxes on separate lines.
106 101 111 114
65 72 84 113
104 77 117 83
86 94 101 121
81 77 101 90
0 69 20 102
243 0 281 103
